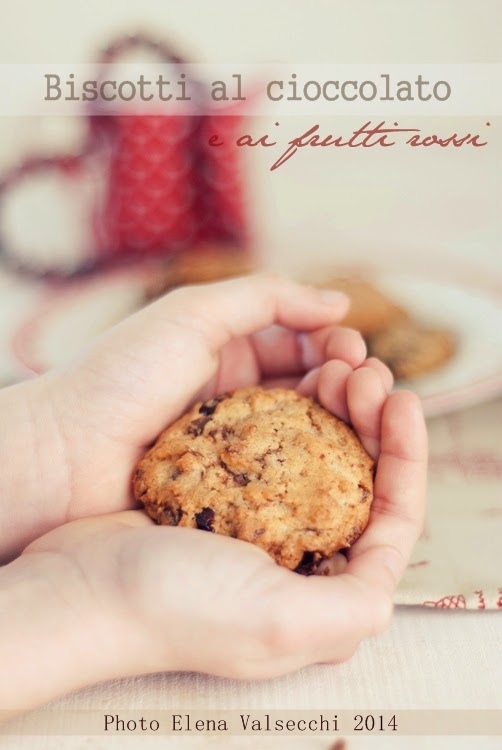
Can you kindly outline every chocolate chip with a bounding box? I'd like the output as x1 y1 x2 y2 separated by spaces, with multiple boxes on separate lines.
233 473 250 487
157 506 182 526
195 507 215 532
187 416 210 436
294 551 322 576
199 394 227 416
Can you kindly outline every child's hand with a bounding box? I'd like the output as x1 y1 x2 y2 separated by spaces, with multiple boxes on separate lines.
1 274 377 560
5 377 426 710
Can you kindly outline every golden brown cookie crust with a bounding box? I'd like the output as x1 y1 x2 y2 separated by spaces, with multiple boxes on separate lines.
145 246 254 300
133 387 374 571
368 320 455 380
319 277 408 336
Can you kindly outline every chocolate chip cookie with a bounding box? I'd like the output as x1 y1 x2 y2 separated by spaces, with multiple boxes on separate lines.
133 387 374 572
319 276 408 336
368 320 455 380
145 245 255 300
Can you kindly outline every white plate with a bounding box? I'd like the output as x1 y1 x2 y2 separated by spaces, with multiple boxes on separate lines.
11 269 502 417
374 274 502 415
12 270 147 373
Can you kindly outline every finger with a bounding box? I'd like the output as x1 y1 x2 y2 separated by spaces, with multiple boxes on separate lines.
296 366 321 397
345 390 428 595
200 335 259 396
108 510 155 528
261 376 304 390
361 357 394 392
158 274 350 349
24 509 156 554
250 325 366 378
267 569 393 670
317 360 353 423
316 552 348 576
346 366 388 458
200 325 365 397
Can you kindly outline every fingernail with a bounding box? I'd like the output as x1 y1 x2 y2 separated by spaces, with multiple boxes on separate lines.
317 289 349 306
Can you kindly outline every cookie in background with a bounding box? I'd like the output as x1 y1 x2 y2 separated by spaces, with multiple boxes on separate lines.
317 274 456 381
143 244 258 301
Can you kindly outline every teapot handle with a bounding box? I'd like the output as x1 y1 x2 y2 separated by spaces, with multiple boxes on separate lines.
0 32 195 280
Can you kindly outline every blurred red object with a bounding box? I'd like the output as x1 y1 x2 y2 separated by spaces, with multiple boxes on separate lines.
195 115 248 246
0 33 250 279
96 113 247 258
96 114 199 257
